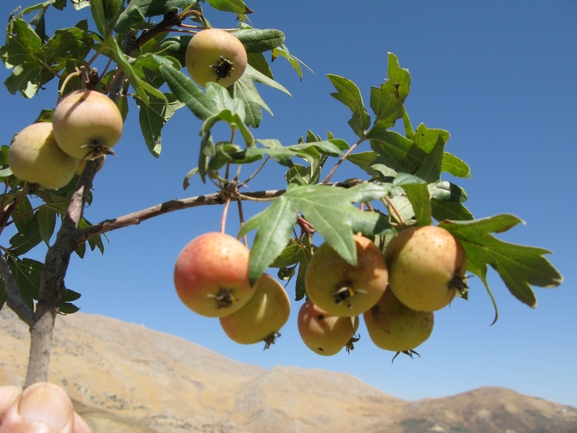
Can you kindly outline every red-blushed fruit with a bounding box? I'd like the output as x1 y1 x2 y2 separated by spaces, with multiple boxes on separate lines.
185 28 247 88
219 274 290 348
364 286 434 353
52 90 123 160
174 232 253 317
385 225 467 312
305 234 388 317
297 300 359 356
8 122 79 189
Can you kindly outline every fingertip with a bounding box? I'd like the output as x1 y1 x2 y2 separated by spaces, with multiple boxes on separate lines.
18 382 74 430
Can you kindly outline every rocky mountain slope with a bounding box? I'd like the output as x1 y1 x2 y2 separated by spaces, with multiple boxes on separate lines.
1 308 575 433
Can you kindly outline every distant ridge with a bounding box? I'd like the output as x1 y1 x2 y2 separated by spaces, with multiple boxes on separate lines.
1 309 576 433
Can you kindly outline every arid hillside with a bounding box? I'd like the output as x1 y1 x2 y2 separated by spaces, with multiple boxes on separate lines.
1 308 575 433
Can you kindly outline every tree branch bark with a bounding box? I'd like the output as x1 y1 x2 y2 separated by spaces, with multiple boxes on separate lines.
77 189 285 243
24 159 100 386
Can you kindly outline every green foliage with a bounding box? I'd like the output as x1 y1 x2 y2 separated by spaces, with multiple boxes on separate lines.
0 0 562 322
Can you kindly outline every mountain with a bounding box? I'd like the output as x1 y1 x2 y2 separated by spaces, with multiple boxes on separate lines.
1 308 576 433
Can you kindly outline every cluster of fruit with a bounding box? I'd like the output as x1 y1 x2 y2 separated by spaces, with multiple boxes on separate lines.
174 226 467 358
7 27 246 190
8 90 123 189
174 232 291 349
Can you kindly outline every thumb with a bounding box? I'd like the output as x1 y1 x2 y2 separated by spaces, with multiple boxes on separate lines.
0 382 75 433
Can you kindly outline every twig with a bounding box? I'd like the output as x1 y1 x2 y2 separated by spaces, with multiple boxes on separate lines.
76 189 286 243
321 139 363 184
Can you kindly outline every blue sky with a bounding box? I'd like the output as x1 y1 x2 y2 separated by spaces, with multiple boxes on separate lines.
1 1 576 408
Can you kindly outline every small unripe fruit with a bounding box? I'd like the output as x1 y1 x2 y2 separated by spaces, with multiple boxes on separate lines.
364 287 434 352
185 28 247 88
219 274 290 347
8 122 78 189
174 232 254 317
298 301 359 356
305 234 388 317
385 225 467 312
52 90 123 160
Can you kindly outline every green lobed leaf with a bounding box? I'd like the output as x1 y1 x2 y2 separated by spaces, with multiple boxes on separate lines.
234 28 285 53
247 139 342 167
90 0 110 37
368 126 425 174
77 217 105 255
1 17 49 96
136 92 185 157
246 52 273 79
431 201 474 222
239 183 392 284
439 215 563 308
7 257 43 309
115 0 196 33
238 194 299 285
37 206 56 245
242 63 291 96
442 152 471 178
160 63 218 120
285 163 321 185
1 17 44 68
44 27 93 66
233 76 267 127
158 35 190 67
270 237 313 301
103 0 124 30
387 52 411 103
401 182 432 226
206 0 249 14
414 135 445 183
429 180 468 203
12 195 34 231
414 124 450 153
271 44 313 81
9 213 43 256
327 74 370 138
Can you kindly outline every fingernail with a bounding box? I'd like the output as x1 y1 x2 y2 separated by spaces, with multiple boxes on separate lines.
19 383 72 429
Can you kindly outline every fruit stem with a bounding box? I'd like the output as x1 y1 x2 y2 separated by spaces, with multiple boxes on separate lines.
58 69 83 99
220 198 231 234
321 139 364 184
236 199 249 247
382 196 406 227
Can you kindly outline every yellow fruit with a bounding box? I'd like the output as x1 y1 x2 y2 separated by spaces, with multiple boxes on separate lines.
8 122 78 189
52 90 123 160
174 232 254 317
305 234 388 317
364 286 434 352
185 28 247 88
385 225 467 312
219 274 290 347
298 300 359 356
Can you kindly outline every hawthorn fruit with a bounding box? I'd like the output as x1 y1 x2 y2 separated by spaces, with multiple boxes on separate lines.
185 28 247 88
385 225 467 312
52 90 123 160
8 122 78 189
305 234 388 316
364 286 434 353
297 300 359 356
219 273 290 348
174 232 254 317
